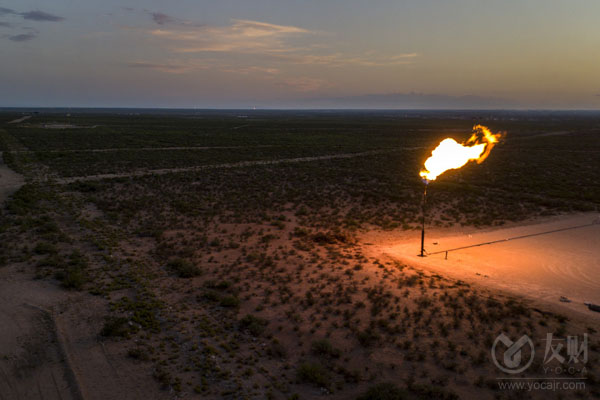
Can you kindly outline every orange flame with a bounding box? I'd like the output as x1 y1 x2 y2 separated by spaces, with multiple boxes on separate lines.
420 124 503 182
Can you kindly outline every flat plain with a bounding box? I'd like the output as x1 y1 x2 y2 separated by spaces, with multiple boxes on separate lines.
0 109 599 400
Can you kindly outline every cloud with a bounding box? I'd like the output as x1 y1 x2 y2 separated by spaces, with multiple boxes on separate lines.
126 61 191 74
273 52 418 67
4 26 39 42
0 7 16 16
145 10 202 28
21 10 64 22
8 31 38 41
144 18 416 68
223 66 280 75
278 77 332 92
302 92 516 109
151 12 173 25
0 7 64 22
150 19 310 54
0 8 63 42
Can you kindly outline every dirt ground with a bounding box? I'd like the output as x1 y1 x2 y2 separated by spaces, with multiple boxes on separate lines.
0 264 78 400
0 153 168 400
0 152 24 206
0 263 172 400
364 212 600 317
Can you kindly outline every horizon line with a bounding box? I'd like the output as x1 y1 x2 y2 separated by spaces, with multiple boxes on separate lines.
1 106 600 112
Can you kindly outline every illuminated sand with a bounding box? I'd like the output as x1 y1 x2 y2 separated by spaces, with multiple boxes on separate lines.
370 213 600 313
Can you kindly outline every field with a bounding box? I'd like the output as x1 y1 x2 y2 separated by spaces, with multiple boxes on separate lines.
1 109 599 399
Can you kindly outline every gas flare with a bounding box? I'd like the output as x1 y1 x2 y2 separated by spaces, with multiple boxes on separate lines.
419 124 503 182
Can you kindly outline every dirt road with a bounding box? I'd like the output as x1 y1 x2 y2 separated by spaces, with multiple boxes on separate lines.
57 147 416 184
0 152 24 205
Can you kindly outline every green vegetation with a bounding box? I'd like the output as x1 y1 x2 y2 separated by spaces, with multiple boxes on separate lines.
239 314 268 336
357 383 408 400
311 339 341 358
101 316 131 337
166 258 201 278
296 361 331 388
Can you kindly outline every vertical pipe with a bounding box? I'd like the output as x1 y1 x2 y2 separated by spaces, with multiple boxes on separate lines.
420 181 428 257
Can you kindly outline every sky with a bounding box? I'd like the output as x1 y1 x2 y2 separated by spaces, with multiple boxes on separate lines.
1 0 599 109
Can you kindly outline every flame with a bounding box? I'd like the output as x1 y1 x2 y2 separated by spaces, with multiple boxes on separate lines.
420 124 503 182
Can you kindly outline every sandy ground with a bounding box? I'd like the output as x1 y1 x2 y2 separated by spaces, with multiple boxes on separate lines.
0 264 170 400
364 212 600 316
0 266 80 400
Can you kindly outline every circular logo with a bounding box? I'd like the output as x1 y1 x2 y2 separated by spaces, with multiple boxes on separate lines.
491 333 535 374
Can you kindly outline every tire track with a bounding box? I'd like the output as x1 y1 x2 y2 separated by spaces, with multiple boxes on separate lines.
10 145 277 153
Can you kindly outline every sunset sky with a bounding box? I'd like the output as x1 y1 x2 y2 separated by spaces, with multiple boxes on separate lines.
1 0 599 108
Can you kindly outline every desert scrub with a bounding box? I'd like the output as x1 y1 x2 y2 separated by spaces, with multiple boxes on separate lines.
357 328 380 347
55 265 87 290
6 184 55 216
166 258 201 278
127 347 150 361
111 294 163 332
101 316 131 337
55 250 89 290
239 314 268 336
34 242 58 255
357 382 409 400
311 339 341 359
296 361 331 389
219 295 241 308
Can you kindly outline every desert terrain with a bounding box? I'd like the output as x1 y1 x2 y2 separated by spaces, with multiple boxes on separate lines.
0 110 599 399
373 212 600 312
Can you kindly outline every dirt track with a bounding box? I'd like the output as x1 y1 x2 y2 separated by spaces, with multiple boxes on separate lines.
57 148 414 184
0 152 24 205
0 267 81 400
10 145 276 153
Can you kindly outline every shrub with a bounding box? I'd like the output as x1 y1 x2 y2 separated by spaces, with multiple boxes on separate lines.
127 347 150 361
7 184 48 215
297 362 331 388
34 242 57 255
220 295 240 308
311 339 341 358
239 314 268 336
357 383 408 400
357 328 379 347
167 258 201 278
57 266 87 290
311 230 350 245
100 316 130 337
